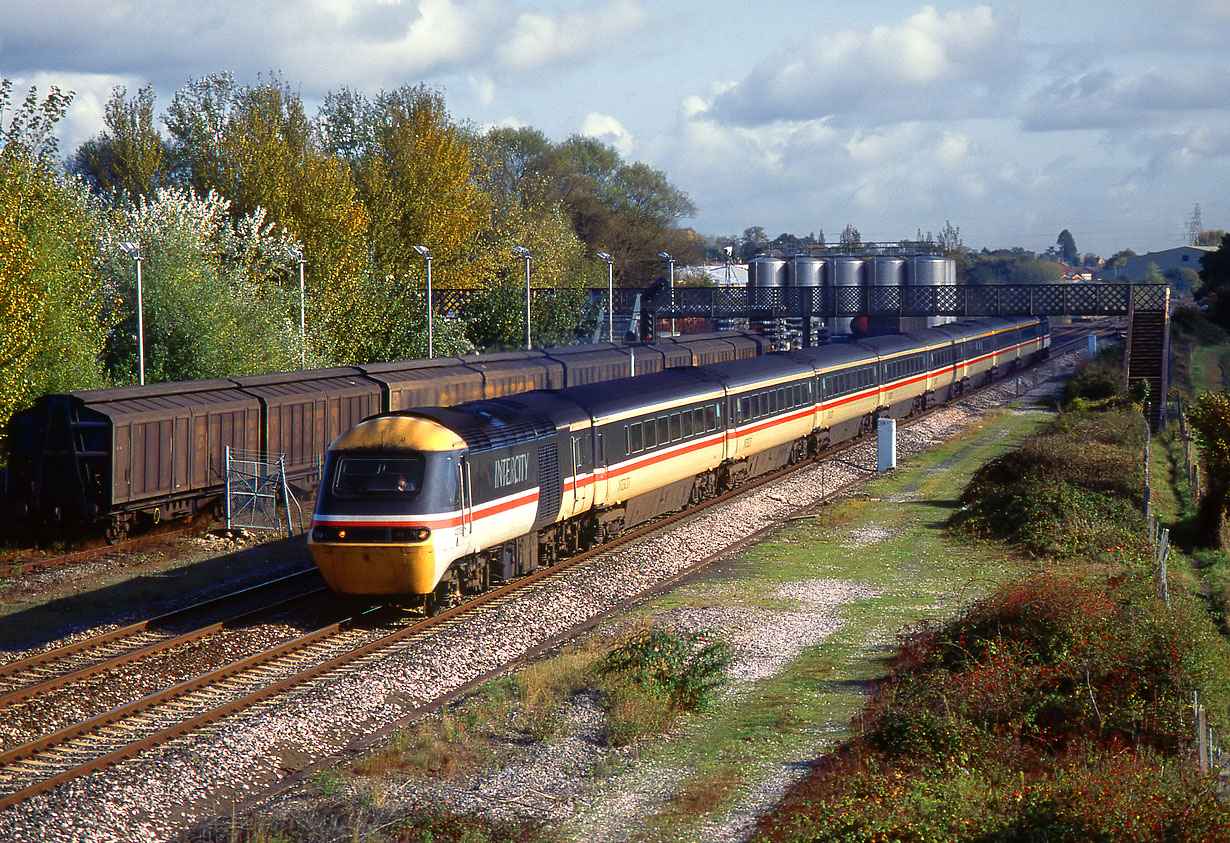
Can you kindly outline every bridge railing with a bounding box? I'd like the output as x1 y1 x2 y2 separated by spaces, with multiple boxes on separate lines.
433 284 1167 321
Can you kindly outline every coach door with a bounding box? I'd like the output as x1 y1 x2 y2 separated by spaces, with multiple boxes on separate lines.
457 456 474 549
569 431 594 514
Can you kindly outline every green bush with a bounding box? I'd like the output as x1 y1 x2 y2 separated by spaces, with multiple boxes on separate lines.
951 409 1146 558
597 628 734 745
755 571 1230 842
599 628 734 710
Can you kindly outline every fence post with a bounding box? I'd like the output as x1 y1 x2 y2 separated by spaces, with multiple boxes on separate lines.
1198 692 1209 775
225 445 232 530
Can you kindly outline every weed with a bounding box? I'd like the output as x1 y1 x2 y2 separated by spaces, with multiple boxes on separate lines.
305 769 344 799
594 627 734 746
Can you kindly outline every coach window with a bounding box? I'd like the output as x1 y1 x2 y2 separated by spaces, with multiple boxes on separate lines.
654 416 666 444
740 396 750 421
682 410 693 438
628 424 642 454
693 408 704 434
670 413 682 441
705 405 717 431
642 418 655 449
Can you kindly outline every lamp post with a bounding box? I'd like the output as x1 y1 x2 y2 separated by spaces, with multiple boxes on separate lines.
512 246 532 349
658 251 675 335
287 246 307 368
119 242 145 385
596 252 614 342
413 245 433 358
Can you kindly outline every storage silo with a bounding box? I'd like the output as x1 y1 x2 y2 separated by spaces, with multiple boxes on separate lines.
829 256 865 336
747 255 788 308
867 256 906 335
907 255 956 327
788 255 827 347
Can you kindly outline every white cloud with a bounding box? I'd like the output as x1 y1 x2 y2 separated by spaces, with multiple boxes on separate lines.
580 112 635 157
494 0 648 74
1021 66 1230 132
709 4 1021 126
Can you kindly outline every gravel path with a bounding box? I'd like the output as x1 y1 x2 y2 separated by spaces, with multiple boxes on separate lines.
0 359 1075 843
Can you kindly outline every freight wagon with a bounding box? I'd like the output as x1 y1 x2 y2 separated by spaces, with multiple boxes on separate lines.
4 332 767 542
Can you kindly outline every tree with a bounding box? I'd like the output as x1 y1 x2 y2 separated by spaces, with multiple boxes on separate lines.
352 86 492 290
1196 233 1230 331
738 226 769 261
1008 258 1064 284
0 80 115 433
839 224 861 251
1056 229 1078 264
70 84 168 200
1190 390 1230 548
937 220 963 255
1164 265 1200 294
103 189 306 383
1105 249 1136 272
1196 229 1227 247
165 74 372 364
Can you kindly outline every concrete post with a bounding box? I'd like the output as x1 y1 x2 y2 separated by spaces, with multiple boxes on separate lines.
878 418 896 472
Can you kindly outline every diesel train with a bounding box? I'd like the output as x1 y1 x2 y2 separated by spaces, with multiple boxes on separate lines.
3 332 766 541
308 316 1050 607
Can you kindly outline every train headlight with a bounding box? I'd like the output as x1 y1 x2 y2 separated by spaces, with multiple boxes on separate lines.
392 526 431 542
312 528 326 541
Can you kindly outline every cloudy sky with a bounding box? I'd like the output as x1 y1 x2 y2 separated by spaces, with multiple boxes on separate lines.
3 0 1228 257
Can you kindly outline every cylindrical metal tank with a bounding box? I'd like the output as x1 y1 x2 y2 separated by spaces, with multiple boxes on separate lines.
907 255 956 326
786 255 828 348
866 256 906 335
747 255 787 309
829 256 865 336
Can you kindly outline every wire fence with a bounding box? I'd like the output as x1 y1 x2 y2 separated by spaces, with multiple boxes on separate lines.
1144 403 1227 792
224 447 303 538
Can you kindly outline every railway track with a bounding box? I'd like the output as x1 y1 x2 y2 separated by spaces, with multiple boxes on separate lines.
0 331 1097 813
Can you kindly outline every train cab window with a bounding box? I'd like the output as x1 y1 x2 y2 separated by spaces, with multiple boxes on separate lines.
682 411 693 438
333 455 425 498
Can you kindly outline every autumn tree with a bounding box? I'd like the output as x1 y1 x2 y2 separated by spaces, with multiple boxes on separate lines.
483 131 698 283
165 74 371 364
71 84 168 200
0 80 114 433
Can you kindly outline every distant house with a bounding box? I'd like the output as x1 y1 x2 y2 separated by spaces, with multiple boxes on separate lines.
1093 246 1214 282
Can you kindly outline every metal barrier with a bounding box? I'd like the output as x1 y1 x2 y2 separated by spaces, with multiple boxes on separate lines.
224 447 303 538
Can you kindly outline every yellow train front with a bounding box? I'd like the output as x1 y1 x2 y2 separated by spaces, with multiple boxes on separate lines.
308 413 470 595
308 395 587 601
